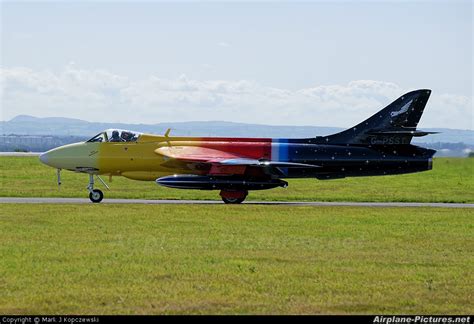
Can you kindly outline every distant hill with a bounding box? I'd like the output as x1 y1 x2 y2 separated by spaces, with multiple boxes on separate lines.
2 115 473 145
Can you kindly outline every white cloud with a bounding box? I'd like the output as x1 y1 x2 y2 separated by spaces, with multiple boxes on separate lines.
218 42 231 47
0 65 472 130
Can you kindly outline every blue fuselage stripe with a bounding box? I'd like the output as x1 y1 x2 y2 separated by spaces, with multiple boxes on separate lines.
278 139 288 162
271 139 289 162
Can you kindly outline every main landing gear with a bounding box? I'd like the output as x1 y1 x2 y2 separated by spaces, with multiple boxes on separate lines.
87 174 106 203
220 190 248 204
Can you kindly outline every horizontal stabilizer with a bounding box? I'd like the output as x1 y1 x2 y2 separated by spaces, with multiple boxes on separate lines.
367 129 440 137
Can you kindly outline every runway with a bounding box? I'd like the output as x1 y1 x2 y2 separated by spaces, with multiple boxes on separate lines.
0 152 41 156
1 197 473 208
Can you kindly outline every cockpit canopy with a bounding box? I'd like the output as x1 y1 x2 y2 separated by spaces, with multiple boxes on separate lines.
87 129 142 143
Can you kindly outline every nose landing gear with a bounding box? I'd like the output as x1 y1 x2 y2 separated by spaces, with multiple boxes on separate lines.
87 174 105 203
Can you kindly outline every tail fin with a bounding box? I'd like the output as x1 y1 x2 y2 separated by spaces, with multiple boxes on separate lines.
321 89 437 145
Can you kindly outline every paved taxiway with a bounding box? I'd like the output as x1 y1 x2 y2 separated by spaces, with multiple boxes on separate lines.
0 152 42 157
1 197 473 208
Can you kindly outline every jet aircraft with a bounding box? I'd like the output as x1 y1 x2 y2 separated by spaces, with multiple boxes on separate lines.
39 89 437 203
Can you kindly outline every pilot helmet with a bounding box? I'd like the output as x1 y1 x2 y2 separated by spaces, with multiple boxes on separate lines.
121 131 132 140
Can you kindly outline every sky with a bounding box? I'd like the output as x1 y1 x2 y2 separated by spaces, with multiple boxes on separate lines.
1 0 472 130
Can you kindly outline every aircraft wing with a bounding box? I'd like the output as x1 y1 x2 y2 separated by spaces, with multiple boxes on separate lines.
218 158 319 168
155 146 239 163
154 146 319 175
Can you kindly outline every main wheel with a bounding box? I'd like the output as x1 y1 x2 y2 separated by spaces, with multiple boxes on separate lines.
89 189 104 203
221 196 246 204
220 190 247 204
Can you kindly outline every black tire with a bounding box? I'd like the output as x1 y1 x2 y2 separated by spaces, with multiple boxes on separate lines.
89 189 104 203
221 196 246 204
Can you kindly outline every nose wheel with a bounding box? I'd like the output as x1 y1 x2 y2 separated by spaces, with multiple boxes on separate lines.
89 189 104 203
87 174 107 203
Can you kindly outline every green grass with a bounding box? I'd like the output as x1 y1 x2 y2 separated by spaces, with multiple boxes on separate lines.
0 204 472 314
0 157 473 202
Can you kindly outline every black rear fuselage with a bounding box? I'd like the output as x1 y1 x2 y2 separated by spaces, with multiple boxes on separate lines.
278 140 435 179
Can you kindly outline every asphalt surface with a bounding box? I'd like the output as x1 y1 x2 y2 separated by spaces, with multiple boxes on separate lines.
0 197 473 208
0 152 42 156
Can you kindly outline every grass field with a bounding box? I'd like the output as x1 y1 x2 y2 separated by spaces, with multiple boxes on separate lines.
0 204 472 314
0 157 473 203
1 157 472 314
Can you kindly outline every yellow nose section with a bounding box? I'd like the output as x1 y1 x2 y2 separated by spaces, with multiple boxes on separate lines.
39 142 100 172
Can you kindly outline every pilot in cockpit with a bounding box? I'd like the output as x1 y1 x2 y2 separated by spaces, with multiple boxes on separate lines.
109 130 124 142
121 131 135 142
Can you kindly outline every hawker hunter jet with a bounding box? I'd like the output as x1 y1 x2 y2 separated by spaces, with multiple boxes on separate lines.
39 89 437 203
